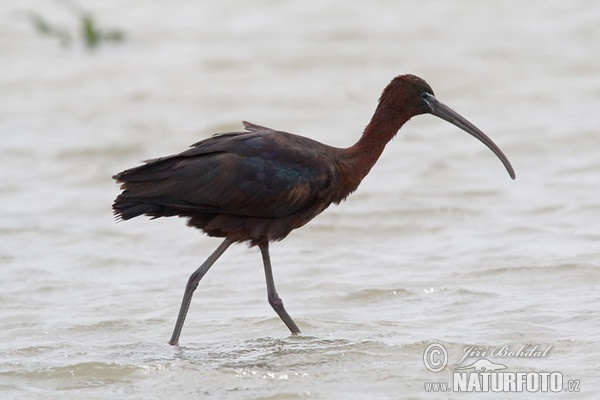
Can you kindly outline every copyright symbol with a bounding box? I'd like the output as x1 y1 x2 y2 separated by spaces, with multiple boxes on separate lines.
423 343 448 372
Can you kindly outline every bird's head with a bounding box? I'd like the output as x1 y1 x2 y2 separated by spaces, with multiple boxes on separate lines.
375 74 515 179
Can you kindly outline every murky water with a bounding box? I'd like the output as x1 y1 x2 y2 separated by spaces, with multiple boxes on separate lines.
1 0 599 398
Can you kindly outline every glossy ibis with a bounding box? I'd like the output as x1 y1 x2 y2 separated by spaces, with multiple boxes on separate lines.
113 74 515 345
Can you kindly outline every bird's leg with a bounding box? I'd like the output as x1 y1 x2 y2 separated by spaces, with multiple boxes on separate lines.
258 241 301 334
168 238 233 346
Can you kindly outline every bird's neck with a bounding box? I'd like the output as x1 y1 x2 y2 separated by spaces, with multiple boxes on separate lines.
348 116 406 178
333 116 406 201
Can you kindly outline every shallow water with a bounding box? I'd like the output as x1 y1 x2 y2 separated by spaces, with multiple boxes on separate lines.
1 0 599 398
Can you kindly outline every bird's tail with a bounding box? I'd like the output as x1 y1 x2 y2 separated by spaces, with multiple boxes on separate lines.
112 160 177 221
112 195 162 221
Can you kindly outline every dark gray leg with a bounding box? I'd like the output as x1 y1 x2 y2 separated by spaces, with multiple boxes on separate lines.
258 241 301 334
169 238 233 345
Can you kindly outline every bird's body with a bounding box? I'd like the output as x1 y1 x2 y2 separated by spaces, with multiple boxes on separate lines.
113 74 515 345
113 122 367 245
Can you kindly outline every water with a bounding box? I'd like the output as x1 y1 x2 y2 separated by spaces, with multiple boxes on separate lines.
1 0 599 398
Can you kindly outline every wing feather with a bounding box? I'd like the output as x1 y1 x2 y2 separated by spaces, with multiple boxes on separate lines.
113 123 333 220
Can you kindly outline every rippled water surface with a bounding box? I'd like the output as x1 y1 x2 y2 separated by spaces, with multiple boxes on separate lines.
2 0 599 398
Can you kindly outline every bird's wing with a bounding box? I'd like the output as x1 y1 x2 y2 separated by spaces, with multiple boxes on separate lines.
242 120 272 132
114 124 333 219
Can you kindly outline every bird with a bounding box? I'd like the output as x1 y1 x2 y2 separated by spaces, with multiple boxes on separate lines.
112 74 515 345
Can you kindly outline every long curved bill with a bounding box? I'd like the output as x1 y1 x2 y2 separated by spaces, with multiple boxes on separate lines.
422 93 516 180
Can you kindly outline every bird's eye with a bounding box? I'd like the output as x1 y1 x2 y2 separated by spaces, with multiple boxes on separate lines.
421 92 434 112
421 92 433 105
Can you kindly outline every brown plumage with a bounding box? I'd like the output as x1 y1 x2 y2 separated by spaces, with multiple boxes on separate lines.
113 74 515 345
